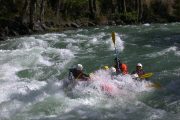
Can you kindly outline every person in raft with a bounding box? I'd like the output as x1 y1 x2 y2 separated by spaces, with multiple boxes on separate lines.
114 57 128 75
132 63 145 77
68 64 89 81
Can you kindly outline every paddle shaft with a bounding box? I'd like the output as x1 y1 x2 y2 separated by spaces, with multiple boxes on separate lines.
112 32 121 73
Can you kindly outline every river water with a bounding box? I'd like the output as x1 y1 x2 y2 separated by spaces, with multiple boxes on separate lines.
0 23 180 120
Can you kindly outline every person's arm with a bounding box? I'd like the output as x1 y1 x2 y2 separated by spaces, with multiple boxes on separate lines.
83 73 89 77
78 73 89 81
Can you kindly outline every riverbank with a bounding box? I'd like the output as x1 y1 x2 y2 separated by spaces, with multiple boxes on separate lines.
0 17 97 41
1 16 179 41
1 0 179 41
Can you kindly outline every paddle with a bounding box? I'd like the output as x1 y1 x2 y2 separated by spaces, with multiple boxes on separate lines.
139 73 162 89
139 73 153 79
112 32 120 72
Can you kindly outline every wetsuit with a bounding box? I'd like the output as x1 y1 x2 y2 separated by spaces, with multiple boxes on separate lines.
132 69 145 77
69 68 89 81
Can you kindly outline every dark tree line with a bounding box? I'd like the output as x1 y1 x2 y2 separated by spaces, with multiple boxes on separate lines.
0 0 179 30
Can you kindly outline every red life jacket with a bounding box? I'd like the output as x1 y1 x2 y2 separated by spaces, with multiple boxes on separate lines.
120 63 128 75
115 63 128 74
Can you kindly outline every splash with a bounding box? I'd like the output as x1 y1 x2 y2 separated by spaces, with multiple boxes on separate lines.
64 69 154 99
109 33 124 52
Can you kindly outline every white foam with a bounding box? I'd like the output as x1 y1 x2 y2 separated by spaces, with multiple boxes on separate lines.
0 80 47 103
42 33 67 38
145 46 178 58
144 45 152 48
144 23 150 26
16 37 48 49
66 43 80 51
109 33 124 52
65 38 76 43
58 49 74 59
0 64 21 81
89 37 98 44
69 69 153 99
0 80 47 119
76 34 89 39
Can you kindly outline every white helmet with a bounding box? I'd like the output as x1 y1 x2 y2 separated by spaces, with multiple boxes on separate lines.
111 67 116 73
76 64 83 70
137 63 142 67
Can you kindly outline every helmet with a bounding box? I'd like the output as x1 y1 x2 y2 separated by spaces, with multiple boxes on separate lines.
76 64 83 70
111 67 116 73
136 63 142 67
103 66 109 70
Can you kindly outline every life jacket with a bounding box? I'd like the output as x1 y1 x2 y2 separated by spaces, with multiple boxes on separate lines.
135 69 145 76
115 63 128 74
120 63 128 75
69 68 83 79
69 68 89 80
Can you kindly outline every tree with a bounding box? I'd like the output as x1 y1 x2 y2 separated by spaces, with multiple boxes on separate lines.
20 0 29 23
136 0 143 22
122 0 127 14
89 0 97 19
111 0 116 13
40 0 45 23
29 0 37 29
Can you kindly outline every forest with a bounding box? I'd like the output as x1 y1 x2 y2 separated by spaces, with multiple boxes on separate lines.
0 0 180 39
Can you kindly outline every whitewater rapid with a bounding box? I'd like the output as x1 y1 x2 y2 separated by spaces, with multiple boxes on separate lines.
0 23 180 120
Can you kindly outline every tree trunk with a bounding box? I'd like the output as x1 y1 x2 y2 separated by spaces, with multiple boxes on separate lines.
89 0 94 19
20 0 29 23
29 0 36 29
122 0 127 14
93 0 96 11
40 0 45 23
134 0 137 11
117 0 122 13
111 0 116 13
64 0 70 16
56 0 61 22
137 0 143 22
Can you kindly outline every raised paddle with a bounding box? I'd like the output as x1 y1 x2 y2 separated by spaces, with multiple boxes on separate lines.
112 32 120 73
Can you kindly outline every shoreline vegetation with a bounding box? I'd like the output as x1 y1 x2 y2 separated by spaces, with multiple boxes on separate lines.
0 0 180 41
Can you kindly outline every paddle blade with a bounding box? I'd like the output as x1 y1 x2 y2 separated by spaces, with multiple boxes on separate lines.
112 32 115 45
140 73 153 79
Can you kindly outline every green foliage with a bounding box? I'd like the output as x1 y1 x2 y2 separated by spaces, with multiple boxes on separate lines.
110 12 138 23
0 0 179 28
70 0 87 6
99 0 112 14
66 0 88 19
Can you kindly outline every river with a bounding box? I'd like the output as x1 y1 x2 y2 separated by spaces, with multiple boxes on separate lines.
0 23 180 120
